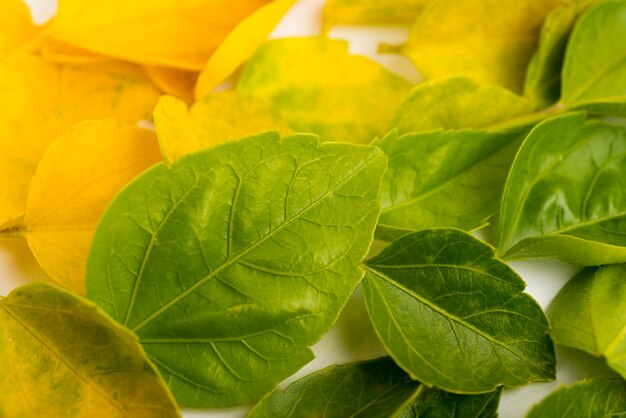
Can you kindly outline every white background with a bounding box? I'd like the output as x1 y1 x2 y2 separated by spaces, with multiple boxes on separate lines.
3 1 618 417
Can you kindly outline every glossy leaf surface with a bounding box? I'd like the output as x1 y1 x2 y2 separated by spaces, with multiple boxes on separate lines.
393 77 532 134
527 378 626 418
86 132 387 407
0 54 160 226
153 93 290 164
497 113 626 265
21 120 161 293
376 129 521 239
50 0 271 70
0 282 180 418
403 0 563 92
248 357 421 418
363 229 555 393
561 0 626 113
549 265 626 379
238 37 412 143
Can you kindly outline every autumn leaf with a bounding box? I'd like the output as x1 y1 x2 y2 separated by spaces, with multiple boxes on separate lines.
0 54 160 227
49 0 273 70
154 92 290 164
18 120 161 294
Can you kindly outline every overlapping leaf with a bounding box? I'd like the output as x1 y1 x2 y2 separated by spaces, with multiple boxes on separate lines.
0 282 180 418
238 37 412 143
363 228 555 393
399 387 501 418
153 92 290 164
20 120 161 293
86 132 387 407
497 112 626 265
401 0 564 92
145 66 199 104
549 265 626 379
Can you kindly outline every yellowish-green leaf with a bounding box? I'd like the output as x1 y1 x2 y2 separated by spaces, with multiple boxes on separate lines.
0 282 180 418
0 0 39 56
49 0 272 70
402 0 564 92
238 37 412 143
0 54 160 226
195 0 296 99
20 120 161 294
393 77 532 134
145 66 198 104
323 0 432 27
153 92 290 164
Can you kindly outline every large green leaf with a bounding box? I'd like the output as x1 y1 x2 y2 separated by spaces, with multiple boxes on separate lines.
549 265 626 379
401 0 564 93
393 77 532 134
561 0 626 115
363 228 555 394
376 129 521 240
524 1 596 108
248 357 502 418
496 112 626 265
527 378 626 418
238 37 412 144
86 132 387 407
0 282 179 418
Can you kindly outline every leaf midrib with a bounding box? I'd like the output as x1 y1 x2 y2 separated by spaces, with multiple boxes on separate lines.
130 151 381 332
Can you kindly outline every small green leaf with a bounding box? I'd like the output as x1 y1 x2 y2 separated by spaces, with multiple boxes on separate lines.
376 129 521 238
86 132 387 407
561 0 626 114
549 265 626 379
238 37 412 144
363 228 555 394
393 77 532 134
0 282 180 418
248 357 421 418
527 378 626 418
497 112 626 265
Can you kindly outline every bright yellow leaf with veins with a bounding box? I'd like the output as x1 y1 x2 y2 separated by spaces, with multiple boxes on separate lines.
0 54 160 227
50 0 272 70
21 120 161 293
0 0 39 56
195 0 296 99
402 0 565 92
154 92 290 164
0 282 180 418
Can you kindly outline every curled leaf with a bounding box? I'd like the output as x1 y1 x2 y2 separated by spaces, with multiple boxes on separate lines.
0 282 180 418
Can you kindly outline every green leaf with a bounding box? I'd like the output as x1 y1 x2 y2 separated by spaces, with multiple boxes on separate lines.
376 129 521 240
527 378 626 418
0 282 180 418
561 0 626 115
86 132 387 407
524 1 597 108
362 228 555 394
496 112 626 265
248 357 421 418
322 0 433 27
248 357 503 418
548 265 626 379
238 37 412 144
393 77 533 134
401 0 564 93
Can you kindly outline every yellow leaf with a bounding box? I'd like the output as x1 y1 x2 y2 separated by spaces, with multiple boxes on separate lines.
402 0 564 92
238 37 412 143
21 120 161 293
50 0 273 70
195 0 296 99
0 54 160 226
0 0 39 56
323 0 432 27
145 66 199 104
38 39 113 64
0 282 180 418
154 92 290 164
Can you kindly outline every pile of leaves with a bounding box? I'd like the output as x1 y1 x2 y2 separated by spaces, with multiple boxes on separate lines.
1 0 626 416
